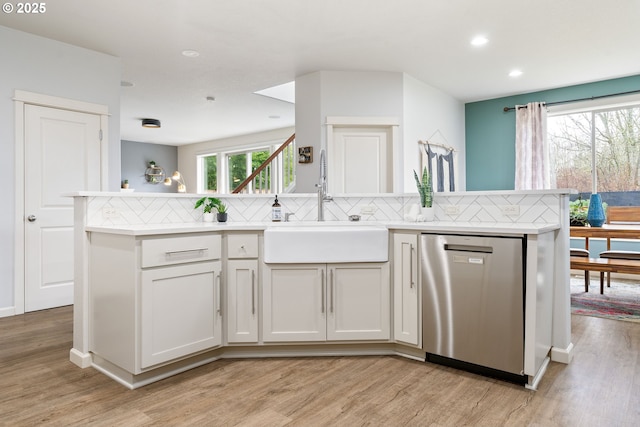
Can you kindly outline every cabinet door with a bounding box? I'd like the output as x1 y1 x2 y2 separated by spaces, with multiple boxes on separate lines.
227 259 259 343
140 261 221 369
327 263 390 341
393 233 420 346
263 264 326 342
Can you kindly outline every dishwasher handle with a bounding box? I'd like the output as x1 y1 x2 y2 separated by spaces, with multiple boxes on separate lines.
444 243 493 254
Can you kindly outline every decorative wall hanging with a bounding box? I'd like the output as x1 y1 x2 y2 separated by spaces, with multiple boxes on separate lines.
298 146 313 163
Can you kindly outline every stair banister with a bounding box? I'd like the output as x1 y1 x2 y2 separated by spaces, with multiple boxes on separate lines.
232 133 295 194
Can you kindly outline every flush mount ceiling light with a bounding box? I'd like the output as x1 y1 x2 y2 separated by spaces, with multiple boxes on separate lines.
509 69 523 78
471 36 488 46
141 118 161 128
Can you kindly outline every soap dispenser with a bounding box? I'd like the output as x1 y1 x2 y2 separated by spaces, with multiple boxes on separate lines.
272 195 282 222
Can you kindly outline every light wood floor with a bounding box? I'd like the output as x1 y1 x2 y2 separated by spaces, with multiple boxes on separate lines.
1 307 638 426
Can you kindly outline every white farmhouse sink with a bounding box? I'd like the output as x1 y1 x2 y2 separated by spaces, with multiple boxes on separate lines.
264 224 388 263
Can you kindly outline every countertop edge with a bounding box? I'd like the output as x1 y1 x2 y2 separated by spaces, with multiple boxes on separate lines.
85 221 561 236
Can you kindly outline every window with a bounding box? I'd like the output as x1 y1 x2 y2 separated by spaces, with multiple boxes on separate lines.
227 148 270 193
196 136 295 194
200 154 218 193
548 102 640 202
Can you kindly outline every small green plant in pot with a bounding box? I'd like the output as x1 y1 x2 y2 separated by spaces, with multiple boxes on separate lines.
194 196 221 222
413 167 434 221
215 201 228 223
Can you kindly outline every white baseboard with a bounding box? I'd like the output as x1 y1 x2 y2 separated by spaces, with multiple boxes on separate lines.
0 306 16 318
551 342 574 364
70 348 92 368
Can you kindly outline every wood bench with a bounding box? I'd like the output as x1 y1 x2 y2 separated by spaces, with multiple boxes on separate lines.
570 256 640 294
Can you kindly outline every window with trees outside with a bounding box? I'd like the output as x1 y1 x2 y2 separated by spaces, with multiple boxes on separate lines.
201 154 217 193
548 101 640 206
198 137 296 194
227 148 271 193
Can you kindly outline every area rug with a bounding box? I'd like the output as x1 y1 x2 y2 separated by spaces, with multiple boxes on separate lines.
570 276 640 323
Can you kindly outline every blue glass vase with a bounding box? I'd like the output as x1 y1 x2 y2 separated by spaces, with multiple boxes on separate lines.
586 193 606 227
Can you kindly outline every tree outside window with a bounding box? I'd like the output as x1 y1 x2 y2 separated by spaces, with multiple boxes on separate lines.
548 104 640 204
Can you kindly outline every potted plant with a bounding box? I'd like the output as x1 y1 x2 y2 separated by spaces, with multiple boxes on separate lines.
194 196 221 223
215 201 228 223
121 179 129 189
569 196 589 226
413 167 434 221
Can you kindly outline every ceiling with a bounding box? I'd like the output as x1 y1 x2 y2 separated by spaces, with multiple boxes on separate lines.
2 0 638 145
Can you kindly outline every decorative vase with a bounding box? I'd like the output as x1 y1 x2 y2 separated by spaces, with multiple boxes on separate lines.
586 194 605 227
421 206 435 222
203 212 214 223
217 212 228 223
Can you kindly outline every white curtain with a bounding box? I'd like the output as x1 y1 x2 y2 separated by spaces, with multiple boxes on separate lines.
515 102 550 190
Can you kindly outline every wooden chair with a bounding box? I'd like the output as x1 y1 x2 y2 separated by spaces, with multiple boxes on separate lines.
599 206 640 288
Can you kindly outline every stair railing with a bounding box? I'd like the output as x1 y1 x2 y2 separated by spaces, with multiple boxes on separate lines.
232 133 295 194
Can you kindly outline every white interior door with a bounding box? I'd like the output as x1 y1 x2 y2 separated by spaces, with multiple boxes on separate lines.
328 127 392 193
24 104 101 312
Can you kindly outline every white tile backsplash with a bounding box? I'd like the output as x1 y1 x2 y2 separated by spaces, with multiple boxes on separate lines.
84 191 567 227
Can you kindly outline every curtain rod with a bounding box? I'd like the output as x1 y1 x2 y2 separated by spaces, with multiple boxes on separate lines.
502 89 640 112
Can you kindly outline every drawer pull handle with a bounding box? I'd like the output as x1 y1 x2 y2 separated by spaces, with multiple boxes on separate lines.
330 269 334 313
321 270 325 314
251 270 256 315
165 248 208 256
410 243 415 288
216 272 222 316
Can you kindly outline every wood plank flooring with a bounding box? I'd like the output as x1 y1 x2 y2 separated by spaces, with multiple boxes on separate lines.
1 306 639 426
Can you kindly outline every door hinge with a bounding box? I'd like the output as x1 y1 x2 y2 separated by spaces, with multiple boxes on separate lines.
98 129 103 141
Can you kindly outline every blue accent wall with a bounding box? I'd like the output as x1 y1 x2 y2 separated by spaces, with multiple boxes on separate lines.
465 75 640 190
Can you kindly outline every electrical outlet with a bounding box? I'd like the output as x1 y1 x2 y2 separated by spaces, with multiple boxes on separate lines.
102 207 119 219
501 205 521 216
360 205 377 215
445 205 460 215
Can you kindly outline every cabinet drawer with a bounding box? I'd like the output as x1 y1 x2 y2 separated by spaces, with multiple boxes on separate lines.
141 234 221 268
227 234 259 259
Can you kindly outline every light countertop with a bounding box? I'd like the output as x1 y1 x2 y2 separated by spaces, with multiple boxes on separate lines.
85 221 560 236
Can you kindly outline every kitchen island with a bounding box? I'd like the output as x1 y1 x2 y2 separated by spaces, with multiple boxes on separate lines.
69 190 573 390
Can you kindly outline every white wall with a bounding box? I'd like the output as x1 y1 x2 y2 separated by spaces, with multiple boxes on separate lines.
295 70 464 193
0 26 121 313
402 74 466 192
295 71 405 192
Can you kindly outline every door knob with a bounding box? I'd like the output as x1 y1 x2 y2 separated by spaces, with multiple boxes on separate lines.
27 215 36 222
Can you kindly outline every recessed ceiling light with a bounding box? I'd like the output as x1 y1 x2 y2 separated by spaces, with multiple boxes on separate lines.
471 36 488 46
206 96 215 102
120 81 134 87
268 115 281 119
181 50 200 58
509 69 523 77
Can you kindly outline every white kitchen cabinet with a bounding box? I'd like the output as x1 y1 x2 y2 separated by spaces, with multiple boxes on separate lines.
226 233 259 343
392 232 420 347
227 259 259 343
89 232 222 374
327 264 390 341
140 260 222 368
263 264 326 342
263 263 390 342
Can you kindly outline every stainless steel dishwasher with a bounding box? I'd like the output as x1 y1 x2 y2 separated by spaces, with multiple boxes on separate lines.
421 233 526 383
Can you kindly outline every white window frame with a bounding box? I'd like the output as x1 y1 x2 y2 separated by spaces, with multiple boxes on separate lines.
547 93 640 193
